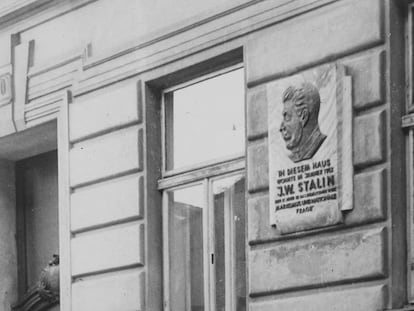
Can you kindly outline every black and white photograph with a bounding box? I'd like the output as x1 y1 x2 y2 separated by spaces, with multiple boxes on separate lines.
0 0 410 310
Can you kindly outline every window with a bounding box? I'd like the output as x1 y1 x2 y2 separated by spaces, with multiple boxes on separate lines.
162 66 245 173
160 65 246 311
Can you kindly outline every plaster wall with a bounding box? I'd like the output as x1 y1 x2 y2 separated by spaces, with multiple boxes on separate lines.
0 0 407 310
0 0 250 68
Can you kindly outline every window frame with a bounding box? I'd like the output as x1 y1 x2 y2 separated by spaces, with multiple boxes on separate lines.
403 2 414 307
207 171 246 311
162 179 209 311
160 63 245 177
161 170 246 311
159 63 246 311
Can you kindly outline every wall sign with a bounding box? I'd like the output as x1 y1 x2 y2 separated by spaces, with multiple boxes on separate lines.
268 64 353 234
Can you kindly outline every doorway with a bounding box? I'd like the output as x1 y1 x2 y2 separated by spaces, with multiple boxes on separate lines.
15 150 59 311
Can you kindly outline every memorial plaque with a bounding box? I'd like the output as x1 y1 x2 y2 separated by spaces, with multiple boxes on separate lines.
268 64 353 234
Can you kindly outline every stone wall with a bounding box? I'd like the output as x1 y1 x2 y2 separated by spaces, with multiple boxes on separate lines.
67 80 146 310
245 0 405 310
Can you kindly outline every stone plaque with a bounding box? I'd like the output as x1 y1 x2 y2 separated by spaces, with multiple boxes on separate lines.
268 64 353 234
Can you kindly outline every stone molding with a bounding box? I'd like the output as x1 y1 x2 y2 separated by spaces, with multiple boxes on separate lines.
0 0 53 25
11 287 58 311
12 255 60 311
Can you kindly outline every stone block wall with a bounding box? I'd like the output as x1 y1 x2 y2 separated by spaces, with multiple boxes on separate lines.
245 0 405 309
68 80 146 310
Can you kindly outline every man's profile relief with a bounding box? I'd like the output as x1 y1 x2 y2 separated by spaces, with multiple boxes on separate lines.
279 82 326 163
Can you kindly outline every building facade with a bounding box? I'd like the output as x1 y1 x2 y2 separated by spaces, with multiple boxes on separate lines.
0 0 410 310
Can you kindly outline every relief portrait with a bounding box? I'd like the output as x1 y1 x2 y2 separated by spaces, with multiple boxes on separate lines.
279 82 327 163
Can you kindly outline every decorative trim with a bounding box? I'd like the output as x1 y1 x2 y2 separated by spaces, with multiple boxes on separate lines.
0 73 12 106
407 4 414 112
0 0 97 34
38 255 59 302
27 54 81 101
25 91 63 128
158 156 245 190
12 255 59 311
402 113 414 129
13 40 32 131
11 287 58 311
57 90 72 310
7 0 338 102
83 0 266 69
0 0 52 23
23 55 82 128
74 0 338 95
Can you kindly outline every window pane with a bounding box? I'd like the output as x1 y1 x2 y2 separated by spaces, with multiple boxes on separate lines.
168 185 205 311
212 175 246 311
165 68 245 170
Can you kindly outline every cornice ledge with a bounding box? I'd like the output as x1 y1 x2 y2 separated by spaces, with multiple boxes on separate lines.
75 0 337 95
0 0 56 25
